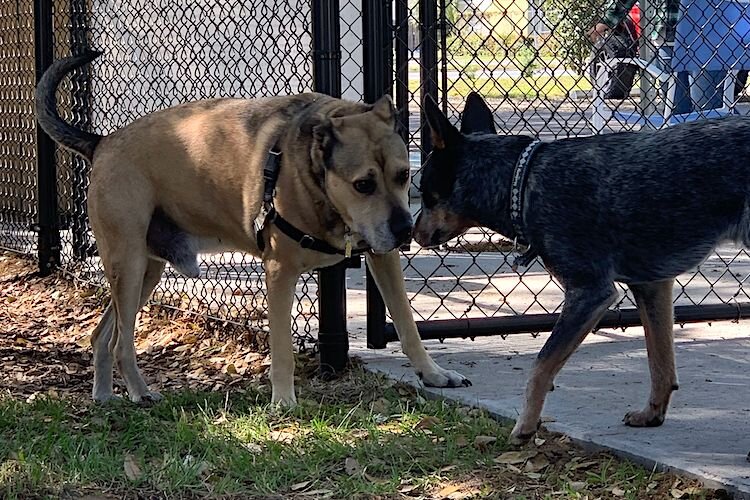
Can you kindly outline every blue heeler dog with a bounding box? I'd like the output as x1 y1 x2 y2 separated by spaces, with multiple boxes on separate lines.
415 92 750 444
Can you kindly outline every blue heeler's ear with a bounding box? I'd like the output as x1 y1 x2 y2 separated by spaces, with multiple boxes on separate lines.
460 92 496 134
423 96 459 150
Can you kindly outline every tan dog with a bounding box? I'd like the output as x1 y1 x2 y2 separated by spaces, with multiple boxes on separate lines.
36 51 470 404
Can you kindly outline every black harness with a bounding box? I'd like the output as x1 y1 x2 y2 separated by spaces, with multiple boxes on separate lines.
255 146 367 257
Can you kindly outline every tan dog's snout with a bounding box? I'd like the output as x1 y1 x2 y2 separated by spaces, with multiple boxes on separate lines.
389 208 413 247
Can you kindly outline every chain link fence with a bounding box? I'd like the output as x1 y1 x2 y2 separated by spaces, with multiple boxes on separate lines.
0 0 36 254
4 0 326 350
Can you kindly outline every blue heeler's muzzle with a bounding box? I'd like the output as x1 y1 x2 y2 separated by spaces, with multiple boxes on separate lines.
389 208 413 247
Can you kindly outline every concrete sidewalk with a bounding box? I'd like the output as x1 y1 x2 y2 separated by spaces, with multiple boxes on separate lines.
350 321 750 498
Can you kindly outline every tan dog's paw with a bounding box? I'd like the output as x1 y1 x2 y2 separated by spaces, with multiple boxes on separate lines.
93 392 122 404
419 367 472 388
509 416 544 446
508 420 539 446
623 408 665 427
271 390 298 408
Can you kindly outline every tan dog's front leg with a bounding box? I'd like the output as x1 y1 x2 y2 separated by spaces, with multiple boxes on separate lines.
366 251 471 388
264 259 300 406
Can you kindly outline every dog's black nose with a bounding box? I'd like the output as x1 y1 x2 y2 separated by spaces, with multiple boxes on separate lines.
389 210 413 246
429 230 443 247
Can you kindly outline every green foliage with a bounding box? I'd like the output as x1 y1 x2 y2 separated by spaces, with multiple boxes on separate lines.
515 39 540 77
448 32 504 59
543 0 601 75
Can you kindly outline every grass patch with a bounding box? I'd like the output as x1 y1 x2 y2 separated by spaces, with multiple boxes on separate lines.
0 368 716 499
406 55 564 74
408 75 592 100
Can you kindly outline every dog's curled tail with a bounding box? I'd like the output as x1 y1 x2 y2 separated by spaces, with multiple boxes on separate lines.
35 50 103 162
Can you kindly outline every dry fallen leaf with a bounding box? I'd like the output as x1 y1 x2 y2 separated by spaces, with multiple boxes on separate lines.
124 454 143 481
534 437 546 446
493 450 538 465
344 457 361 476
683 486 705 496
569 481 587 492
448 489 479 500
290 480 311 491
568 459 599 471
524 455 549 473
612 486 626 497
671 487 686 498
399 483 419 494
363 471 389 484
415 416 441 429
436 484 461 498
473 435 497 449
299 489 333 497
370 397 390 415
267 431 295 444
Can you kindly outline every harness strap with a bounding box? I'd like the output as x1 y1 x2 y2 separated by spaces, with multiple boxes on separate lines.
255 144 367 257
262 148 282 205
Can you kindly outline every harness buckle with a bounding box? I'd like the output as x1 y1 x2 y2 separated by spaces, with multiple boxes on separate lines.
299 234 315 249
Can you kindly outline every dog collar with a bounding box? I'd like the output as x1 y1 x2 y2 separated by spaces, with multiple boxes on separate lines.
509 138 542 246
256 145 367 257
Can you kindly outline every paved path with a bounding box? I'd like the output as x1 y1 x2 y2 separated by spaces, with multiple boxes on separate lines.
350 320 750 498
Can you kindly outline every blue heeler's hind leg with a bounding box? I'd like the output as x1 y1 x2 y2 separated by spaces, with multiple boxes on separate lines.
623 279 678 427
510 283 618 444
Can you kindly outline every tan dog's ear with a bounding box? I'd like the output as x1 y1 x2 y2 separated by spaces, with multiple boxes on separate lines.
371 95 396 127
311 118 338 169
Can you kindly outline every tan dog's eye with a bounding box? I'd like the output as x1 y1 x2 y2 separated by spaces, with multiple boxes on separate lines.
353 179 376 195
395 169 410 186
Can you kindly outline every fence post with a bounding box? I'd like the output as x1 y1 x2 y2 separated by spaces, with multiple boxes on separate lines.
363 0 393 349
312 0 349 378
69 0 93 260
394 0 410 138
34 0 59 276
420 0 439 153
